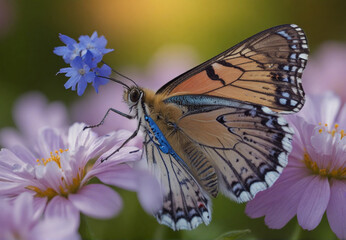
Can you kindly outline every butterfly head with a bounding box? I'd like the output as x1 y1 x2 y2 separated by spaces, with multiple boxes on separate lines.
124 86 144 109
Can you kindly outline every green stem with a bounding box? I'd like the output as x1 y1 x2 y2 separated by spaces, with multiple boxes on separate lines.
79 214 96 240
290 221 302 240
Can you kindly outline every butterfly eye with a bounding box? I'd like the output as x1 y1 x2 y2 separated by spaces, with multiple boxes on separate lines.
129 89 140 103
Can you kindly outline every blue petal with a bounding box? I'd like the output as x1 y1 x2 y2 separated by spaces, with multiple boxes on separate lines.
64 75 80 90
83 51 94 67
77 78 88 96
57 67 71 74
102 48 114 54
59 34 77 46
70 56 84 70
91 31 98 40
95 36 107 48
98 64 112 77
85 72 96 83
53 46 69 56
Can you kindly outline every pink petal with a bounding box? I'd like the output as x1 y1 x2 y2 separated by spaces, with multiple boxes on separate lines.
297 175 330 230
337 104 346 128
246 165 314 229
13 92 68 141
296 93 341 126
13 192 34 227
0 198 11 230
30 217 80 240
246 167 306 220
69 184 122 219
45 196 80 225
33 196 48 219
34 161 63 193
35 128 65 158
265 175 312 229
326 180 346 240
84 130 137 159
96 165 162 213
68 123 97 153
135 170 163 214
83 148 141 185
94 164 137 190
0 182 27 196
10 145 37 165
0 148 27 167
0 127 24 149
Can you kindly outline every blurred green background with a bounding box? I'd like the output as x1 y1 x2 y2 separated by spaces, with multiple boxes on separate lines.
0 0 345 239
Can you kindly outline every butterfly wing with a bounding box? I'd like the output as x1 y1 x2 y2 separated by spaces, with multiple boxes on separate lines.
166 95 293 202
157 24 308 113
143 133 212 230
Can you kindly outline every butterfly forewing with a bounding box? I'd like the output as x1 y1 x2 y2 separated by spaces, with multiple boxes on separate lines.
144 134 212 230
157 24 308 113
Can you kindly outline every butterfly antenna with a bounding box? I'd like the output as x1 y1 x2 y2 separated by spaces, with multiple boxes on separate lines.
102 60 138 87
96 75 130 90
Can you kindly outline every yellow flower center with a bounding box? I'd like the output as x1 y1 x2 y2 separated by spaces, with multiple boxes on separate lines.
303 123 345 179
27 149 85 200
304 152 345 179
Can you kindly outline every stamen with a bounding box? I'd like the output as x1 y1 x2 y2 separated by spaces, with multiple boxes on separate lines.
36 149 68 168
304 151 345 179
318 123 345 139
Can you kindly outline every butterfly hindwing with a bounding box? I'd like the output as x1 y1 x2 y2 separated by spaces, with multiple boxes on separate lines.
157 24 308 113
166 95 293 202
144 134 212 230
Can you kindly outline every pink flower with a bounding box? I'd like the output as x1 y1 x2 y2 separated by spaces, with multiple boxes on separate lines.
303 42 346 102
0 123 162 224
0 92 69 148
71 45 198 136
246 93 346 240
0 192 80 240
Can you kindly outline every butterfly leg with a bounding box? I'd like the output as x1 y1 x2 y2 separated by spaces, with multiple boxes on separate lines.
83 108 135 130
101 119 142 162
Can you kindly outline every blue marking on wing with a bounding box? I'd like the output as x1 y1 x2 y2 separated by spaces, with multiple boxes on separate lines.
144 115 188 169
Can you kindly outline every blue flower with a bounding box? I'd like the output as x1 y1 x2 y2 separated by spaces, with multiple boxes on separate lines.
53 34 81 64
58 51 96 96
54 31 113 95
79 31 113 64
93 64 112 93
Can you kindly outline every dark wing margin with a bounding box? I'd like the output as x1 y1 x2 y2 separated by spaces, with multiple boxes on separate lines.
144 134 212 230
156 24 309 114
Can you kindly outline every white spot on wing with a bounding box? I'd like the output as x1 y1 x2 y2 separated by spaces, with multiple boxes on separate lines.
299 53 308 60
282 92 290 98
191 216 203 229
280 98 287 105
249 182 267 197
278 152 288 166
238 191 252 202
264 171 280 187
176 218 190 230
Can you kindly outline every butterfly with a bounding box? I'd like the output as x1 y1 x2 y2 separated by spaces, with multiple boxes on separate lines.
89 24 309 230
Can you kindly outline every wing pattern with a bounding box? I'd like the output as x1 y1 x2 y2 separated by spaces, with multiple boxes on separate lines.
144 134 212 230
176 102 293 202
157 24 309 113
